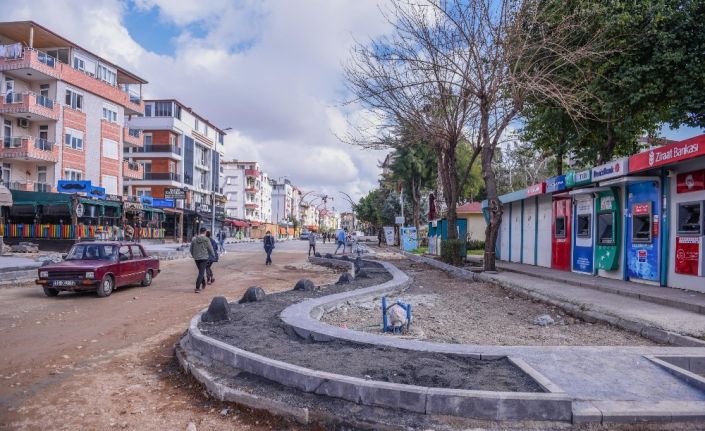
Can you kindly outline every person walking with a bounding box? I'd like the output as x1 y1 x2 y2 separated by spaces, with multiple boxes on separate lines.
377 228 383 247
263 230 275 265
334 228 346 255
308 231 317 256
190 227 214 293
217 230 227 254
205 230 219 284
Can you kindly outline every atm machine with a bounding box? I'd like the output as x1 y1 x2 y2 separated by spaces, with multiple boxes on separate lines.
595 188 620 271
551 197 571 271
572 194 595 274
674 200 705 276
626 181 661 283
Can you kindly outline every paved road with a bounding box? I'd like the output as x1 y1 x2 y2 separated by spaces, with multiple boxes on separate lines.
0 241 335 430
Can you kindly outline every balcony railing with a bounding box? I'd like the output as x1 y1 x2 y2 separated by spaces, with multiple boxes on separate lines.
127 128 141 138
0 91 59 120
36 51 56 68
125 160 141 171
143 172 181 181
35 182 51 192
3 136 54 151
132 144 182 155
6 181 51 192
35 94 54 109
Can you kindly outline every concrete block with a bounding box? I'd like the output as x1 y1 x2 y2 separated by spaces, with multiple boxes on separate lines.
689 356 705 374
358 381 427 413
314 375 363 403
572 401 602 424
426 389 502 420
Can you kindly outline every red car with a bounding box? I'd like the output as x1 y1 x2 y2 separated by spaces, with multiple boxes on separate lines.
36 242 160 298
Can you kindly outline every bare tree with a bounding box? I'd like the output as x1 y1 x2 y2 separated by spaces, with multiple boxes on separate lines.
343 2 479 243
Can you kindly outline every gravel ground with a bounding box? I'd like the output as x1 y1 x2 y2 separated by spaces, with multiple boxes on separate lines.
200 259 542 392
323 259 657 346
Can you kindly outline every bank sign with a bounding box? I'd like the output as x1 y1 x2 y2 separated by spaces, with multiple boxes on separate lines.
565 169 592 188
545 175 567 193
629 135 705 173
592 158 628 182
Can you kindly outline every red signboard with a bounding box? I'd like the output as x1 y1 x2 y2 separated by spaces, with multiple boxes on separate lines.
675 236 701 276
676 170 705 194
526 182 546 196
633 202 651 215
629 135 705 173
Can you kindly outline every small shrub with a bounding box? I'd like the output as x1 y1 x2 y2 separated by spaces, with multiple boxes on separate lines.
466 240 485 251
441 239 466 265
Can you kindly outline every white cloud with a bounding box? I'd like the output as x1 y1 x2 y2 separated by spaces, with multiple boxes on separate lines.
2 0 394 210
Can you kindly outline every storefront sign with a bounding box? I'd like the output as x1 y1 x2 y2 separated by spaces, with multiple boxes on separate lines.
124 202 144 211
104 194 122 202
566 170 592 188
395 216 405 225
675 236 702 276
89 185 105 199
165 188 186 200
633 202 651 215
592 158 628 181
545 175 567 193
140 196 153 206
58 180 91 193
629 137 705 173
198 204 211 213
152 198 175 208
75 203 85 217
676 170 705 194
526 182 545 196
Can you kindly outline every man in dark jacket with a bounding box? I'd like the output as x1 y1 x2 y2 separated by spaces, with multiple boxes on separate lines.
263 230 275 265
205 230 219 284
190 227 215 293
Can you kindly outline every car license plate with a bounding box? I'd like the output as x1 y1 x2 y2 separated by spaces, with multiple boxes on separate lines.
52 280 76 287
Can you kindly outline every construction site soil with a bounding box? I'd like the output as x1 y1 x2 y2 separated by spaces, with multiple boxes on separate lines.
199 259 543 393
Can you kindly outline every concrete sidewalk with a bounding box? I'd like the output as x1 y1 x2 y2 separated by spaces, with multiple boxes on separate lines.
487 258 705 315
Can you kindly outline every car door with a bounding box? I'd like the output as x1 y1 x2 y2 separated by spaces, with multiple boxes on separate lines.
116 245 134 286
130 245 147 282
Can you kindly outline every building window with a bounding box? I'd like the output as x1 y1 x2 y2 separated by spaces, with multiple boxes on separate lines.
102 106 118 123
154 101 172 117
200 147 208 166
37 166 47 184
144 134 152 146
63 169 83 181
145 104 152 117
174 105 181 120
97 64 117 86
64 128 84 150
102 138 118 159
73 56 85 71
1 163 10 183
64 89 83 111
136 188 151 197
194 118 200 132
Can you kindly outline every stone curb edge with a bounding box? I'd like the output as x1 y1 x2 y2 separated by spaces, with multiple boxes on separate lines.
401 252 705 348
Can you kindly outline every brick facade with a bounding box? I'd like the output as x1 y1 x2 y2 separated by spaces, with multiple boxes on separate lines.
100 120 121 188
61 106 86 175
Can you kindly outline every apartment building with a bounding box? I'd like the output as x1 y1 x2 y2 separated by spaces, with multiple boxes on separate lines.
125 99 226 241
0 21 146 195
222 160 273 223
272 179 296 223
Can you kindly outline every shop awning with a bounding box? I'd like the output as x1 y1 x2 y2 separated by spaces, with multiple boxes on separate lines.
79 198 122 217
225 218 248 228
250 221 261 227
10 190 72 215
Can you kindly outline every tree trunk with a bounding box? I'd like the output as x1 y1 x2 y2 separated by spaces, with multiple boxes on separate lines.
599 116 616 164
411 178 421 233
481 141 502 271
437 141 459 240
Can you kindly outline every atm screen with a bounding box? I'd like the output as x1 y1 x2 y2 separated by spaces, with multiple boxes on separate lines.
555 216 566 238
633 214 652 243
577 214 591 238
677 202 703 235
598 213 614 245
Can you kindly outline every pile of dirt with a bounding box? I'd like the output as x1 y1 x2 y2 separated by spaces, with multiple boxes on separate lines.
200 259 543 393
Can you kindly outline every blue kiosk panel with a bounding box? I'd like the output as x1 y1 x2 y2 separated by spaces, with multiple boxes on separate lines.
626 181 661 282
572 195 595 274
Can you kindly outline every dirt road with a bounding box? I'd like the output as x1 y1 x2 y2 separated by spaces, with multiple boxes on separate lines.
0 242 336 431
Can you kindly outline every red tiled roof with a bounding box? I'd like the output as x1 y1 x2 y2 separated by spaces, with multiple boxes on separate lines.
457 202 482 214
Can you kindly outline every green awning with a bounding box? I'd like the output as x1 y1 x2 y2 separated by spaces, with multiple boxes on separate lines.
79 198 122 217
10 190 72 212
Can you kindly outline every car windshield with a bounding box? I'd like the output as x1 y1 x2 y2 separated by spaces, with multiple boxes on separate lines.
66 244 117 261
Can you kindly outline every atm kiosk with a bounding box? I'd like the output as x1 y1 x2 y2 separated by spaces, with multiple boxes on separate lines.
674 200 705 276
572 195 595 274
626 181 661 283
595 189 620 271
551 197 571 271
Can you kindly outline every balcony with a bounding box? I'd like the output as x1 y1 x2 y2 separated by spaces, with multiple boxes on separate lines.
0 48 60 81
195 159 210 171
6 180 52 192
245 184 259 193
129 144 182 160
0 92 60 121
245 202 259 209
244 169 261 178
143 172 181 181
122 160 143 179
123 128 142 148
1 136 57 162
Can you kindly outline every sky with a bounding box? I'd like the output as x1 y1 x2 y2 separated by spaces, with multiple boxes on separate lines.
3 0 394 212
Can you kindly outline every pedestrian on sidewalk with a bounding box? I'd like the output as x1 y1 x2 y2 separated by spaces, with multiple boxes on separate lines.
217 230 227 254
334 228 346 255
190 227 214 293
205 230 219 284
263 230 275 265
377 228 383 247
308 231 317 256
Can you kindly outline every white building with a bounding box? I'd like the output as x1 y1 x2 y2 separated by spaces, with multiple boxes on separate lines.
272 180 295 224
221 160 272 223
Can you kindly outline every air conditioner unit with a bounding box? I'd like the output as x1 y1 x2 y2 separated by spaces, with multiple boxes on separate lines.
17 118 29 128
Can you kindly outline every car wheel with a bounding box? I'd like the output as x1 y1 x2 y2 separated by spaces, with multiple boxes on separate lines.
96 275 114 298
43 286 59 297
141 270 153 287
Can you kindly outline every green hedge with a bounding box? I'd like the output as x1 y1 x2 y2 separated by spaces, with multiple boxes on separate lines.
441 239 466 265
466 240 485 250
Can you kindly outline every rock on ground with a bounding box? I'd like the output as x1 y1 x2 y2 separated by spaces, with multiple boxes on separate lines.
336 273 353 285
202 296 232 322
293 279 315 292
239 286 266 303
533 314 555 326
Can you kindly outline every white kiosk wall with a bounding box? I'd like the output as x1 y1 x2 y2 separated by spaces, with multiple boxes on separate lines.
510 201 522 263
537 194 553 267
522 198 537 264
499 204 511 261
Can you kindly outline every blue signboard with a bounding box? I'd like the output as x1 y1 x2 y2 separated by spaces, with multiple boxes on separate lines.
140 196 154 206
545 175 567 193
400 227 418 251
152 198 175 208
89 185 105 199
57 180 91 193
626 181 660 282
572 195 594 274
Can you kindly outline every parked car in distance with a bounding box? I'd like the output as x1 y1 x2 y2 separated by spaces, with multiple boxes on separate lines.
299 230 311 240
36 242 160 298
